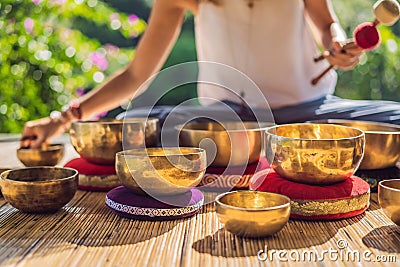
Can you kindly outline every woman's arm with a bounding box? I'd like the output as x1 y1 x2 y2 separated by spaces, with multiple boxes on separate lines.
79 0 188 118
21 0 192 148
304 0 363 70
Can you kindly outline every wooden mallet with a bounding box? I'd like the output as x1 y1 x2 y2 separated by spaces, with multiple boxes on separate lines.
311 0 400 86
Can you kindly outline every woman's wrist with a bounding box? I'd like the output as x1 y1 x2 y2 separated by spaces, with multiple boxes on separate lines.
50 100 82 126
329 22 347 45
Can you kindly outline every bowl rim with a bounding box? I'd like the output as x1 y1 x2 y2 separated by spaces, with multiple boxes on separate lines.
308 119 400 135
17 143 65 152
266 123 365 141
215 190 291 211
379 179 400 192
0 167 78 184
175 121 274 133
116 147 206 158
71 118 159 125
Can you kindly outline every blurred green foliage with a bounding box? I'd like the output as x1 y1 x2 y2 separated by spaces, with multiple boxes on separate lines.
1 0 400 133
0 0 145 132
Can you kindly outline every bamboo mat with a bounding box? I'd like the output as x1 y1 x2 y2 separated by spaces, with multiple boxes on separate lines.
0 192 399 267
1 141 399 267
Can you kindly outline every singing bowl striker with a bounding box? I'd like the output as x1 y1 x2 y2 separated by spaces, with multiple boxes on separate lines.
0 167 78 213
177 122 272 167
310 119 400 170
70 118 159 165
378 179 400 226
215 191 290 238
116 147 206 196
17 144 64 167
265 123 365 185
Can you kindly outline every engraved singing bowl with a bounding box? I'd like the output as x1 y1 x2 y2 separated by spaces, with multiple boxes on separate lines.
378 179 400 226
310 119 400 170
17 144 65 167
70 118 159 165
0 167 78 213
116 147 206 196
265 123 365 185
177 122 272 167
215 191 290 238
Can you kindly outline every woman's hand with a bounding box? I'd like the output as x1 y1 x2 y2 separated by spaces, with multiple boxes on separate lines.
20 117 69 149
324 41 364 70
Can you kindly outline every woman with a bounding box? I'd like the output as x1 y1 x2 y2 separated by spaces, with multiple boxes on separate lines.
23 0 391 148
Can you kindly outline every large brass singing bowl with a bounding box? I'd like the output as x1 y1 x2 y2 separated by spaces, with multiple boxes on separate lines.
70 118 159 165
0 167 78 213
17 144 65 167
378 179 400 226
215 191 290 238
310 119 400 170
177 122 272 167
266 123 365 185
116 147 206 196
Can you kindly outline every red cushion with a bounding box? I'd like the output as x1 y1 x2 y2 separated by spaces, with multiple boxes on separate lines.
65 158 119 191
65 158 116 175
250 169 370 220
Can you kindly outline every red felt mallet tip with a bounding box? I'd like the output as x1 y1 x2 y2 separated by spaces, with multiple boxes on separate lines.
353 22 381 50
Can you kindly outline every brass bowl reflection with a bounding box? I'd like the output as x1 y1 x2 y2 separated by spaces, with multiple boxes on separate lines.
310 120 400 170
378 179 400 226
116 147 206 196
70 118 159 165
215 191 290 238
177 122 272 167
265 123 365 185
0 167 78 213
17 144 65 167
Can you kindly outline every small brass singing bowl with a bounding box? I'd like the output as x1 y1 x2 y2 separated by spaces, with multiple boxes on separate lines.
265 123 365 185
17 144 65 167
0 167 78 213
310 119 400 170
378 179 400 226
177 121 272 167
116 147 206 196
215 191 290 238
70 118 160 165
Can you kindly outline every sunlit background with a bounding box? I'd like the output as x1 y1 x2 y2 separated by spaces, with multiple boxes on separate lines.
1 0 400 133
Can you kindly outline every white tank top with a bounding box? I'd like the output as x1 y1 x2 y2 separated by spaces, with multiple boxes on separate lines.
195 0 337 109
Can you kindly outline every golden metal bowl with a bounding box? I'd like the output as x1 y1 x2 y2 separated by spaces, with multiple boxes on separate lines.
378 179 400 226
215 191 290 238
0 167 78 213
310 119 400 170
16 144 65 167
265 123 365 185
177 122 272 167
70 118 159 165
116 147 206 196
0 168 11 196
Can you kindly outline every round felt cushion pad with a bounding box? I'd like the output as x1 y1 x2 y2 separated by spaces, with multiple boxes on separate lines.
106 186 204 221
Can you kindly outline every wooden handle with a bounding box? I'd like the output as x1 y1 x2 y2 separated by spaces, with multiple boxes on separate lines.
313 41 358 63
311 65 334 85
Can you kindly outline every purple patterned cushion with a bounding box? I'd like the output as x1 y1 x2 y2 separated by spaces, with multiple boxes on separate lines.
105 186 204 220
